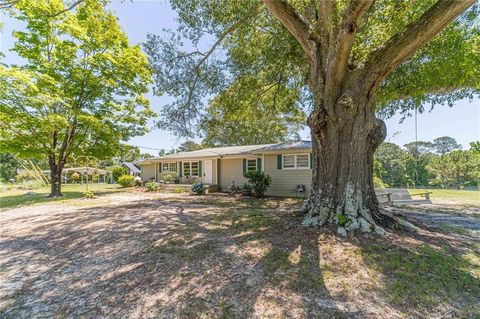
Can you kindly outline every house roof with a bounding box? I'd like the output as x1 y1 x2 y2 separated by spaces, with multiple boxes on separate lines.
138 141 312 164
122 162 141 173
254 140 312 152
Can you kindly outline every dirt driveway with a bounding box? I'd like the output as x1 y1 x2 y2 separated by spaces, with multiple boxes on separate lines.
1 192 479 318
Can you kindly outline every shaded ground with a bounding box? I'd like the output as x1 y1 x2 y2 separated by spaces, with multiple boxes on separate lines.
1 192 479 318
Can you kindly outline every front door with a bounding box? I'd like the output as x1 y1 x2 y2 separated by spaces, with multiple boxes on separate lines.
204 160 213 184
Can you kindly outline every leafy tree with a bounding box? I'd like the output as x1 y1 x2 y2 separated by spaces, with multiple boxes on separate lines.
0 0 153 197
403 141 435 157
200 75 305 146
145 0 478 231
375 142 412 187
116 145 142 163
470 141 480 154
428 150 479 188
433 136 462 155
0 154 19 182
403 141 436 186
177 140 202 152
140 153 154 159
111 166 129 182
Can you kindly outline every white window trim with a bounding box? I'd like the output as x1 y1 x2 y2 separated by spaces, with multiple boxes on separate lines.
183 161 200 176
282 154 296 170
295 153 310 169
282 153 311 170
246 159 257 172
160 162 177 173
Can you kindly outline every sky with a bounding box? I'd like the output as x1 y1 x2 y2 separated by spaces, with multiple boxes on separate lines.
1 0 479 155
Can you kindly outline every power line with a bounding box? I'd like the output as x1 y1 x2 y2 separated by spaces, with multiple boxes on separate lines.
123 143 161 151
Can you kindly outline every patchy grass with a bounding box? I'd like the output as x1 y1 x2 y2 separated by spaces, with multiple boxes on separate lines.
232 211 274 232
0 183 124 209
1 192 479 318
361 242 480 311
438 223 472 236
408 189 480 206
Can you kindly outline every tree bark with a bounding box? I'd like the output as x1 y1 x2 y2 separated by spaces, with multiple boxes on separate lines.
301 87 396 234
49 156 63 197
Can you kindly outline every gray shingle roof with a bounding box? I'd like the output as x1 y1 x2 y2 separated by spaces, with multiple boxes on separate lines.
254 140 312 152
144 144 275 161
138 141 312 163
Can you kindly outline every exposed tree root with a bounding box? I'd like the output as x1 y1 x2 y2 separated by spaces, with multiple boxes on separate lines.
299 198 418 236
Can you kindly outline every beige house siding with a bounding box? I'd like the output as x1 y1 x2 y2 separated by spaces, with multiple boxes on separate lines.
263 153 312 197
141 163 157 181
143 159 218 184
140 147 312 197
218 158 248 191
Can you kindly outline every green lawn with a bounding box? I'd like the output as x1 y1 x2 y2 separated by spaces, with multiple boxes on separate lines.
408 189 480 206
0 183 125 209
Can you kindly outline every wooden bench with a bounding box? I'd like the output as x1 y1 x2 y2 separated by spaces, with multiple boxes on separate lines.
375 188 432 206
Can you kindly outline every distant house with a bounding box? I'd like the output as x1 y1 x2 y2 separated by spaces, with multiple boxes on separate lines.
137 141 312 197
122 162 141 177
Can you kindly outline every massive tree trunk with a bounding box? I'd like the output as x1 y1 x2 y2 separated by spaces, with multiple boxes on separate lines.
301 89 392 234
261 0 474 235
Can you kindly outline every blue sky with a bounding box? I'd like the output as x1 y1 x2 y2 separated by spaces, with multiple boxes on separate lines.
1 0 479 155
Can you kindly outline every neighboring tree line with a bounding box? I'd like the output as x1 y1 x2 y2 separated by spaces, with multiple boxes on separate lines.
374 137 480 189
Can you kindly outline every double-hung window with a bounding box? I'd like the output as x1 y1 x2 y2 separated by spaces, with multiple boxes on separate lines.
282 154 310 170
246 159 257 172
282 155 295 169
161 162 176 173
183 161 199 176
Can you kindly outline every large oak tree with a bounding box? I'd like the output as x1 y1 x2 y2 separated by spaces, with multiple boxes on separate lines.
146 0 478 233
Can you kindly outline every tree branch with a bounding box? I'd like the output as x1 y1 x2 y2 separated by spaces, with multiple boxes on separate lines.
362 0 475 97
194 12 254 72
47 0 84 17
326 0 373 89
262 0 314 60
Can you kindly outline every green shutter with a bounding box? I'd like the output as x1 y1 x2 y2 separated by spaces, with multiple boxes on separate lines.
257 158 262 172
277 155 282 170
179 161 183 177
198 161 202 176
310 153 313 169
243 159 247 175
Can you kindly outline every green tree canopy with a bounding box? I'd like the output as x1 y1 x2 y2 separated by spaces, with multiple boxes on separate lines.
145 1 479 137
433 136 462 155
0 0 154 196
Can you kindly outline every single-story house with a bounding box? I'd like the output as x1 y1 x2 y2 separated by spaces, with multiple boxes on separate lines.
137 141 313 197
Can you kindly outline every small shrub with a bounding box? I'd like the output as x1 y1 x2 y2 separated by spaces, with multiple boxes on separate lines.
163 173 175 183
244 171 272 197
172 187 187 193
242 183 253 195
227 181 241 194
145 182 160 192
117 174 135 187
83 191 95 199
191 182 206 195
111 166 129 182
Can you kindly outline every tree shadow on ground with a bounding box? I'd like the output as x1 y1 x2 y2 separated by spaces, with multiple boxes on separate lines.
0 195 478 318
